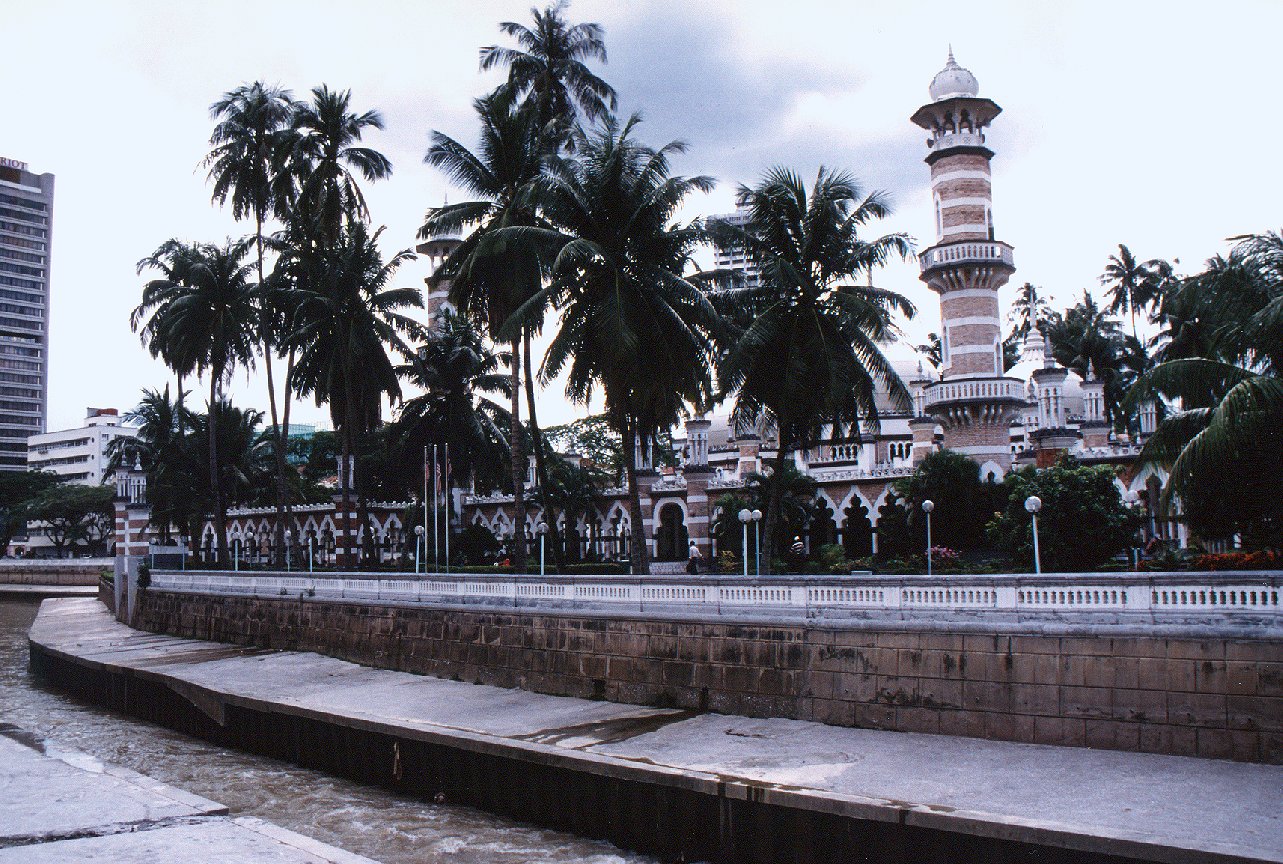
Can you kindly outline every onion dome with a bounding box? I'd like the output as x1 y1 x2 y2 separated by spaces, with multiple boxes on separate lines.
929 48 980 101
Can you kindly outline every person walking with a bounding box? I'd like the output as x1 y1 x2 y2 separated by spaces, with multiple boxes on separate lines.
686 540 703 575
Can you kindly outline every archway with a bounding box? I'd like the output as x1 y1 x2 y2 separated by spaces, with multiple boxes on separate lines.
843 501 874 559
811 499 838 548
655 503 688 561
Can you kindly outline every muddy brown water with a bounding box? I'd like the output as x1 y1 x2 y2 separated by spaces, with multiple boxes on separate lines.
1 598 656 863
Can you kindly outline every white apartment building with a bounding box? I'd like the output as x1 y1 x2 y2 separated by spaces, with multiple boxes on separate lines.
709 206 761 291
26 408 136 484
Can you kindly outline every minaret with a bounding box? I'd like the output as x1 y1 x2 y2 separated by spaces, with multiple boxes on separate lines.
415 209 463 330
911 50 1022 475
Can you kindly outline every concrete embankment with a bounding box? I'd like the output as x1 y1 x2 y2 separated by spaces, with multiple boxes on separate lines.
29 598 1283 864
0 559 105 598
0 723 375 863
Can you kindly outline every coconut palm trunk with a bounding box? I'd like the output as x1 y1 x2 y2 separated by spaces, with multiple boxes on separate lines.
508 337 527 569
622 415 651 575
523 327 562 564
761 420 793 574
208 375 228 565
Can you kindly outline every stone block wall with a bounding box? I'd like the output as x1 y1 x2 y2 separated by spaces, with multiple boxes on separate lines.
137 592 1283 763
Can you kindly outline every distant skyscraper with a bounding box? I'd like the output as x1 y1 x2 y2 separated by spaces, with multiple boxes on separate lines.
709 206 761 291
0 155 52 471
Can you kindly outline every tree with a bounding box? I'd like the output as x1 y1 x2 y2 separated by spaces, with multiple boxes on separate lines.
287 222 423 562
1046 290 1144 429
1127 231 1283 548
895 450 1006 554
1101 244 1163 340
708 167 913 571
204 81 300 563
986 458 1139 571
391 310 513 498
479 1 617 130
543 414 624 479
0 471 60 553
285 85 392 245
422 87 547 570
25 485 114 558
133 238 258 563
1007 282 1052 342
516 115 718 575
106 386 199 544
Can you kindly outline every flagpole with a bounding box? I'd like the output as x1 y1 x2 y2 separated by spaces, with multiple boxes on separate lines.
428 444 433 572
432 444 439 573
444 442 450 574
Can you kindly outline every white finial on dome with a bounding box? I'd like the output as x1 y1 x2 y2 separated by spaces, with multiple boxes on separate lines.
929 47 980 101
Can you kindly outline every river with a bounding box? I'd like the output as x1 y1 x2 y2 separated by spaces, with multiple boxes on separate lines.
0 598 656 864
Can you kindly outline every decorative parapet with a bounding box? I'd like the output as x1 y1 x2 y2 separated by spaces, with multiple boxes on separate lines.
146 570 1281 631
809 464 914 483
924 377 1026 410
919 240 1014 275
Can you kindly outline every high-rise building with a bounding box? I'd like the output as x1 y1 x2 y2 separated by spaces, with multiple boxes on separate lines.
0 155 53 471
708 206 761 291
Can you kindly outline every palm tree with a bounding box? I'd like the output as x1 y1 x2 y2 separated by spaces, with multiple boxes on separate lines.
106 386 196 545
1101 244 1162 340
287 222 423 563
480 1 617 130
133 239 258 564
420 88 547 569
707 167 913 571
509 115 717 575
285 85 392 245
392 310 513 498
1129 231 1283 547
1046 290 1135 427
204 81 298 562
1007 282 1052 342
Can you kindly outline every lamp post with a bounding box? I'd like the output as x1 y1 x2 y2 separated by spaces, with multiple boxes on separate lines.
738 508 751 577
1025 495 1042 574
921 499 934 576
750 509 763 575
414 525 424 574
1124 491 1141 570
285 530 292 572
308 533 314 574
538 521 549 577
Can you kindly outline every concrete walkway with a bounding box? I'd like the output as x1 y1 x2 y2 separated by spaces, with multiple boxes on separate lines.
0 724 374 863
29 598 1283 864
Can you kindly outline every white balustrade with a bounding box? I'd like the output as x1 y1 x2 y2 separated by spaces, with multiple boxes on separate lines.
145 569 1281 628
919 241 1014 272
923 378 1026 409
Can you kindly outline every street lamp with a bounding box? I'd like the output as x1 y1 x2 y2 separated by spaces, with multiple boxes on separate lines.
738 508 751 577
284 529 292 572
921 499 935 576
537 521 550 577
750 509 763 575
414 525 425 574
1025 495 1043 574
308 532 314 574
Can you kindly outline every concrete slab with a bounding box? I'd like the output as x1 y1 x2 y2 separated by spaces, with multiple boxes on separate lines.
0 817 376 864
0 585 96 597
0 724 378 863
29 598 1283 864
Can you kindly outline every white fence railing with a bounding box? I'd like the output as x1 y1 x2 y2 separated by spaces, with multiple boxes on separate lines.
147 570 1281 623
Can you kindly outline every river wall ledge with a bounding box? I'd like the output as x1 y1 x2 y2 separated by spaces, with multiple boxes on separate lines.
28 598 1283 864
134 570 1283 764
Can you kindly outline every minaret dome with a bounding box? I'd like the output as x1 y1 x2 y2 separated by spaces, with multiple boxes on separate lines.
929 48 980 101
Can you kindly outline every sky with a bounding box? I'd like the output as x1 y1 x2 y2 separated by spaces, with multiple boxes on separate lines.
4 0 1280 433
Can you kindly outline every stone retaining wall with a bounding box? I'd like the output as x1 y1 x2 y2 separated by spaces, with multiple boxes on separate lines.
0 559 109 586
138 592 1283 763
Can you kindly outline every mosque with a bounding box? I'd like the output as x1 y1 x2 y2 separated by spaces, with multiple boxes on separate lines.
199 54 1180 569
454 51 1181 566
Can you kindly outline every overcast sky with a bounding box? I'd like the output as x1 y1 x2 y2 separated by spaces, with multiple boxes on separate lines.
4 0 1280 432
